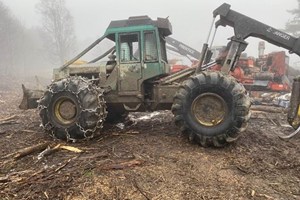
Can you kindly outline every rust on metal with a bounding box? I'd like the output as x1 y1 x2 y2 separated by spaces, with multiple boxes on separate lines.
54 97 77 125
288 77 300 129
191 93 227 127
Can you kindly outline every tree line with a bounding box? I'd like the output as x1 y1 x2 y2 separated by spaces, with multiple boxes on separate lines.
0 0 300 77
0 0 76 77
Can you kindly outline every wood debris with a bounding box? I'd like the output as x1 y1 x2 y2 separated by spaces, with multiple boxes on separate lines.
60 145 83 153
22 129 37 133
0 115 17 122
0 115 19 126
55 158 73 172
37 144 61 160
37 144 83 160
103 159 144 170
0 175 9 183
0 131 6 135
14 142 50 160
133 178 151 200
251 105 285 113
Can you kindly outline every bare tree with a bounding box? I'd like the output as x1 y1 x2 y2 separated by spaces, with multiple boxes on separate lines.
0 1 25 75
36 0 76 65
285 0 300 37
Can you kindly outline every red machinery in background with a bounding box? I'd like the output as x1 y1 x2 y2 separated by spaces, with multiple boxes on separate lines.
166 37 290 92
238 41 290 92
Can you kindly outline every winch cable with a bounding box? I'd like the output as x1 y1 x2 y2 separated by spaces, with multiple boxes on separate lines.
277 125 300 139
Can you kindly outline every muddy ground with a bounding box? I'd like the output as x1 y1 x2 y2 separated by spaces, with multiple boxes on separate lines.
0 77 299 200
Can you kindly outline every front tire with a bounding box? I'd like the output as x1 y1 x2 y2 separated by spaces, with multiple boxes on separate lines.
38 77 107 141
171 71 251 147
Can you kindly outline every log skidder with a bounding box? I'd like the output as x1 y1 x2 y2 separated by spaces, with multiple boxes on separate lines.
20 15 254 147
38 77 107 141
19 6 300 147
172 71 251 147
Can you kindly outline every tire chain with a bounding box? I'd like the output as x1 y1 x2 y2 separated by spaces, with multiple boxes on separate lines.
38 76 107 142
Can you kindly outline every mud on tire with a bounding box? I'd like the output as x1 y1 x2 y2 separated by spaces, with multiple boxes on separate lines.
38 76 107 141
171 71 251 147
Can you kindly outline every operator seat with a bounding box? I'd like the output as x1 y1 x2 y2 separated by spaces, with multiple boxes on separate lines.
106 54 117 73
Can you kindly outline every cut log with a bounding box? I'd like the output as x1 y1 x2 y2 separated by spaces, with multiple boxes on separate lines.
251 105 285 113
104 159 143 170
0 120 18 126
0 115 17 122
14 142 50 160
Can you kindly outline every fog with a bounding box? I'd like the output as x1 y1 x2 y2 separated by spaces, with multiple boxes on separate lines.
1 0 300 78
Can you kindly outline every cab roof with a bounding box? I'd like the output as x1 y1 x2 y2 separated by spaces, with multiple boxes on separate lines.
105 15 172 37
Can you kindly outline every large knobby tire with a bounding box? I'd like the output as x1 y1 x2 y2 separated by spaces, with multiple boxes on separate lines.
171 71 251 147
38 76 107 141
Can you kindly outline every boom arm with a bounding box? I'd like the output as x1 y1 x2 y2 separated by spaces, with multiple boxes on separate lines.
212 3 300 136
166 37 201 60
213 3 300 56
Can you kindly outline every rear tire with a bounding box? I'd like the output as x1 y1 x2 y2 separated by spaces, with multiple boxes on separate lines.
38 76 107 141
171 71 251 147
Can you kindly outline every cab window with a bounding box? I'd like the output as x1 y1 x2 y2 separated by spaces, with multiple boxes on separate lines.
144 31 158 62
119 33 140 62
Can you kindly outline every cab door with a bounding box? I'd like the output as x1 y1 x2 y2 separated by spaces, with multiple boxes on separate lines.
118 32 142 92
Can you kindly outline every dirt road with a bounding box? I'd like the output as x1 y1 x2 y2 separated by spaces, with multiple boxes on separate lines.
0 82 299 200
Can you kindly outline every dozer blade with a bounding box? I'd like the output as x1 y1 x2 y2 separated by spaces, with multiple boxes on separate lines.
19 84 44 110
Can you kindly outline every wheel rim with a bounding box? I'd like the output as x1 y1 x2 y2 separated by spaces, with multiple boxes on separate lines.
191 93 228 127
54 97 77 125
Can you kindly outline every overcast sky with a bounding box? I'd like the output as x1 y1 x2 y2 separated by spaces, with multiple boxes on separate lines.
3 0 300 65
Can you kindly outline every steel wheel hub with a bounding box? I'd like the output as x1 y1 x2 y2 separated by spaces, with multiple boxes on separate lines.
54 97 77 125
191 93 228 127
